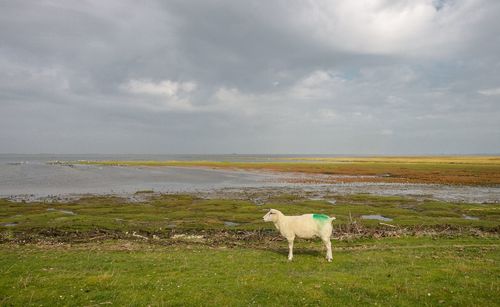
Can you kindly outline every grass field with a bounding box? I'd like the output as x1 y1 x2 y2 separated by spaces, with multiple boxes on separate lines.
1 194 499 233
1 237 498 306
75 156 500 185
1 193 499 305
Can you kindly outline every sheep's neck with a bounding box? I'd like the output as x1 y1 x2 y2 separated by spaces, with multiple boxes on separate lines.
273 217 285 231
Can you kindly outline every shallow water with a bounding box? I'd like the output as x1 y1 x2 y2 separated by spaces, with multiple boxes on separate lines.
316 182 500 204
0 154 282 197
47 208 76 215
463 215 480 220
361 215 393 221
0 154 499 203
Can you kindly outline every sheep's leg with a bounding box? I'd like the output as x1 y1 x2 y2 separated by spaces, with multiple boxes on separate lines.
287 238 294 261
323 238 332 262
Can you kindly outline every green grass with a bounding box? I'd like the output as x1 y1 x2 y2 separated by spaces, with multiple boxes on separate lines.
1 193 499 305
1 194 498 234
1 237 498 306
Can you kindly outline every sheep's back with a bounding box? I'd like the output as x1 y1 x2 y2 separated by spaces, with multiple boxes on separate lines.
287 215 321 238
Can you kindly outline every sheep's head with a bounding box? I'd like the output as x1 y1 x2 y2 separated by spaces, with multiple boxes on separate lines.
263 209 281 222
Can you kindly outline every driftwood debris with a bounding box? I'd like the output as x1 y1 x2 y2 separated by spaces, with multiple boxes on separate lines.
379 222 397 228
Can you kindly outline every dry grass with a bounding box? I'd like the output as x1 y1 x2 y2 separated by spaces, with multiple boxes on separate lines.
282 156 500 164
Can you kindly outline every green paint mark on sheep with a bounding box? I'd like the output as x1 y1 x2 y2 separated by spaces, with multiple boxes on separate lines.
313 214 330 224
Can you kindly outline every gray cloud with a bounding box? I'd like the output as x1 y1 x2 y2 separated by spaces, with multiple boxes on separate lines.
1 0 499 154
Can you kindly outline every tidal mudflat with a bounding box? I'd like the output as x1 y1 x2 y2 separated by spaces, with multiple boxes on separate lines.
1 154 499 203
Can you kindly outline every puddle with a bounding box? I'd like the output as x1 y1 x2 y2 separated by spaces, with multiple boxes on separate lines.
463 215 480 220
361 214 393 221
252 197 265 206
224 221 240 227
308 197 336 205
46 208 77 215
1 222 18 227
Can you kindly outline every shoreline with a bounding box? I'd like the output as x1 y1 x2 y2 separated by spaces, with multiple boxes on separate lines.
3 182 500 204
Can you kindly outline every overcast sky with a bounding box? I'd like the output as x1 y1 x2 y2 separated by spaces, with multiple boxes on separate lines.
1 0 499 154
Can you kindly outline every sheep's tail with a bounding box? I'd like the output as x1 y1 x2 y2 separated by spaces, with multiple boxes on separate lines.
329 216 336 222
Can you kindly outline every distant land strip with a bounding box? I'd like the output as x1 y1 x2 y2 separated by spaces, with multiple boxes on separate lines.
70 156 500 186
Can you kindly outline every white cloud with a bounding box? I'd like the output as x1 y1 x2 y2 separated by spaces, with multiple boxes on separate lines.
122 79 196 97
478 87 500 96
360 66 418 83
211 87 271 116
120 79 197 111
290 70 345 100
0 58 71 98
295 0 483 56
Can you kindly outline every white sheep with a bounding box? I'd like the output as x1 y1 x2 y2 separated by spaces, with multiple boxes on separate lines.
263 209 336 262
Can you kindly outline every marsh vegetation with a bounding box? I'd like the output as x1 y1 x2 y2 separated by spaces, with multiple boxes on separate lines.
1 192 498 305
